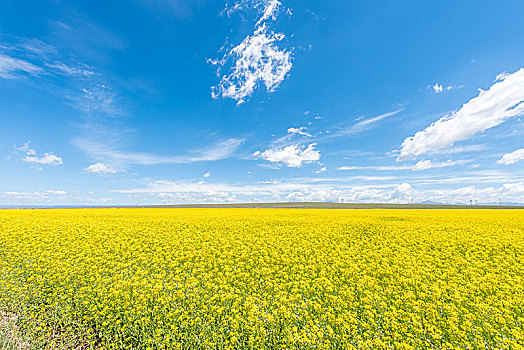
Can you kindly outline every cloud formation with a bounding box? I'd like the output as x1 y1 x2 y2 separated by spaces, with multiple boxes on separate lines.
338 159 466 172
210 0 293 103
0 53 41 79
3 190 67 198
256 143 320 167
430 83 458 94
23 153 63 165
498 148 524 165
412 159 454 171
114 179 524 205
14 141 63 166
323 108 404 140
75 137 245 166
287 127 311 137
399 69 524 160
85 162 118 174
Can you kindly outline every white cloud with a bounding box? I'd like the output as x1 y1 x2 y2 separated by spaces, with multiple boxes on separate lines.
338 165 411 171
76 84 123 117
412 159 454 171
45 190 67 195
391 183 414 199
353 109 403 129
498 148 524 165
432 83 443 93
113 179 524 205
338 159 469 172
85 162 117 174
315 167 326 173
323 108 404 140
210 0 293 103
430 83 460 94
0 53 41 79
13 141 63 166
399 69 524 160
74 137 245 166
412 160 435 171
256 0 281 25
3 190 67 198
203 172 211 178
45 61 95 76
287 127 311 137
430 144 487 155
22 153 63 165
258 143 320 167
13 141 36 155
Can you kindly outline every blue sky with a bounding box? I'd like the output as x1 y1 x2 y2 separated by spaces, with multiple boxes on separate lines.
1 0 524 205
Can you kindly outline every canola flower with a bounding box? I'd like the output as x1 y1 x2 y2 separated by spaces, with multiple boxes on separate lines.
0 208 523 349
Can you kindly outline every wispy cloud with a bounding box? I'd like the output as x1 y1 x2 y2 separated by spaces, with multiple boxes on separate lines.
3 190 67 199
323 108 404 140
349 109 404 133
1 38 98 81
338 159 471 171
399 68 524 161
75 137 245 166
210 0 293 103
0 53 42 79
70 84 124 117
429 144 487 155
45 61 95 76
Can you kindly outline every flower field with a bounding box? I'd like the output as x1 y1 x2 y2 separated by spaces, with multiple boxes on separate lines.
1 208 523 349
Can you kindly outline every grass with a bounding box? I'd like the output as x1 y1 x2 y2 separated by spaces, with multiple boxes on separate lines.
0 311 28 350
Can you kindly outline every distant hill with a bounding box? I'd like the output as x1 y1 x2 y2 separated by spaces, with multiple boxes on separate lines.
2 202 524 210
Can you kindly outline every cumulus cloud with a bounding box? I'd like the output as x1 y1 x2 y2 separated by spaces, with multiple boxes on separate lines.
412 159 455 171
391 183 415 200
203 172 211 178
0 53 41 79
22 153 63 165
14 141 63 166
399 69 524 161
85 162 117 174
210 0 293 103
257 143 320 167
113 179 524 205
498 148 524 165
287 127 311 137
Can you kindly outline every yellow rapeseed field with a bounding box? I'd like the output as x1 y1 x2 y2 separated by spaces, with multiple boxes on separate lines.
0 208 523 349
